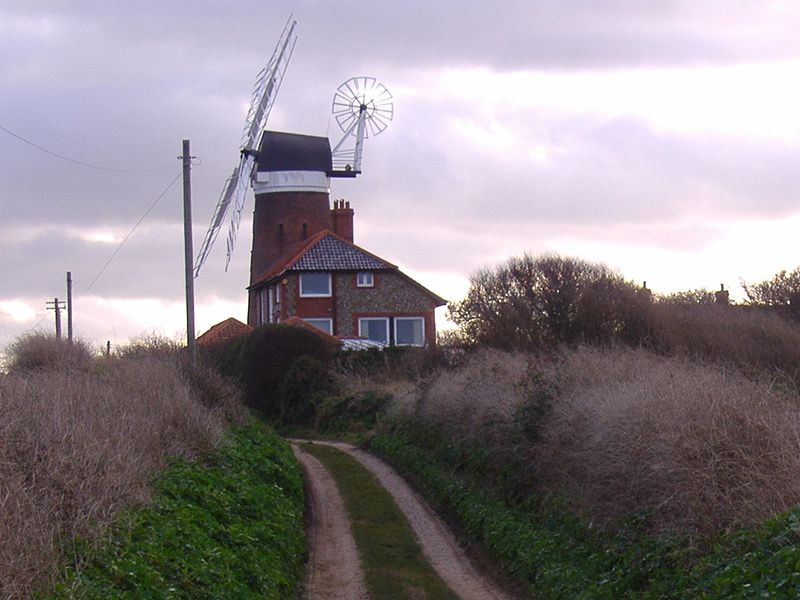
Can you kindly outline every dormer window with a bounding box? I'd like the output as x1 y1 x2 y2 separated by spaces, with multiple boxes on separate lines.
356 272 374 287
300 272 331 297
302 223 308 239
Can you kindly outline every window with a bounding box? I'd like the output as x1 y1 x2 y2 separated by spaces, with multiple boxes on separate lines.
395 317 425 346
299 272 331 297
303 318 333 335
356 271 374 287
358 317 389 344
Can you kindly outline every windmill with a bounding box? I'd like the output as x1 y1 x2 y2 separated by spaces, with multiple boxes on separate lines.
330 76 394 176
193 18 298 277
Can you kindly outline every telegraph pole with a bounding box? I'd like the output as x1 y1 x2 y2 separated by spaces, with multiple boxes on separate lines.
46 298 66 339
181 140 197 366
66 271 73 342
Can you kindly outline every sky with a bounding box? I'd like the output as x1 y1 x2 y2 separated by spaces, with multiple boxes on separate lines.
3 1 800 350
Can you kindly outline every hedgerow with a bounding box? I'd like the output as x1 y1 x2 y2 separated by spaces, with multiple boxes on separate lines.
49 421 306 600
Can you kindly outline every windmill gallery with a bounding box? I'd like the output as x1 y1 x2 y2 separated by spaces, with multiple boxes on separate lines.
195 20 445 350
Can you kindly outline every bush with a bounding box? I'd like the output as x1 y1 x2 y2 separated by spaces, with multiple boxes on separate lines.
335 345 446 380
279 356 339 425
315 390 391 433
4 333 94 373
218 324 334 417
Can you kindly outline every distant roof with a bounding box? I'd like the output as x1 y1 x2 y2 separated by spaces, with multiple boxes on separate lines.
196 317 253 347
257 131 332 174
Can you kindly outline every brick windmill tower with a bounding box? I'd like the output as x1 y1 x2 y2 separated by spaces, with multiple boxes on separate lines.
196 24 445 347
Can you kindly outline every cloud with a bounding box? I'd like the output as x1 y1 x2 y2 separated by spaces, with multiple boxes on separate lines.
4 1 800 348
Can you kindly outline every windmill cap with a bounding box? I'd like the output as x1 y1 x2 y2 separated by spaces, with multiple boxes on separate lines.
257 130 332 174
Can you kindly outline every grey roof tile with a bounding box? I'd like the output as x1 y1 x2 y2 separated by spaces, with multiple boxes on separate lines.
290 234 393 271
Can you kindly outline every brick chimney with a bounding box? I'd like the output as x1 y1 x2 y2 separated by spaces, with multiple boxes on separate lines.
331 199 354 243
715 283 729 305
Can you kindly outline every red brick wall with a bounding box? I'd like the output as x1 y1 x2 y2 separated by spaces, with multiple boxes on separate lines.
249 191 331 285
330 200 354 242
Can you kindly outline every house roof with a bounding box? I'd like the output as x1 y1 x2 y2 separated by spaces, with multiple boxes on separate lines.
291 231 395 271
248 230 447 306
196 317 253 347
282 316 342 348
250 230 396 287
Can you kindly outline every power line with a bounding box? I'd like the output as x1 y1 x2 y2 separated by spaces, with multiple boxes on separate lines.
0 123 174 173
82 170 183 294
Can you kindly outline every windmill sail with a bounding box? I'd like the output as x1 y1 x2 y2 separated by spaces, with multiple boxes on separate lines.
194 18 297 278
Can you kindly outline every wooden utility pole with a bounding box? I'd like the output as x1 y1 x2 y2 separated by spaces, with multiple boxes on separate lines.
46 298 66 339
181 139 197 366
66 271 73 342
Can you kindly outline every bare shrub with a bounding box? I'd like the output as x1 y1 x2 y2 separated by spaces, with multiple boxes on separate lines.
647 302 800 384
0 352 244 599
4 333 94 373
380 345 800 541
420 348 532 428
114 332 185 361
742 264 800 318
531 347 800 539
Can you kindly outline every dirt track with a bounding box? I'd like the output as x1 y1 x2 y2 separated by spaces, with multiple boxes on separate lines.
292 440 512 600
292 445 368 600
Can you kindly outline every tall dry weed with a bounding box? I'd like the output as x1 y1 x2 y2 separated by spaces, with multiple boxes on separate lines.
420 348 532 427
392 345 800 540
532 347 800 538
0 353 244 599
649 303 800 384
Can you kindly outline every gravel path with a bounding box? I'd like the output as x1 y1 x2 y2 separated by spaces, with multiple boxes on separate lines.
297 440 512 600
292 445 369 600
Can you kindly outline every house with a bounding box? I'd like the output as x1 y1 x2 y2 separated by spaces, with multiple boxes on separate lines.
244 130 446 347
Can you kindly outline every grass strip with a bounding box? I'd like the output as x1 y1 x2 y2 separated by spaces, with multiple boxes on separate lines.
48 420 306 600
301 442 458 600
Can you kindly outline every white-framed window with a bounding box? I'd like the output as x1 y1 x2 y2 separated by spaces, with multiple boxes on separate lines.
299 272 331 297
395 317 425 346
303 318 333 335
258 288 268 325
356 271 374 287
358 317 389 344
271 286 280 322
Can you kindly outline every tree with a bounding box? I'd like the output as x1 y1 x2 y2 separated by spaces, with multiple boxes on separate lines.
448 253 651 349
743 266 800 318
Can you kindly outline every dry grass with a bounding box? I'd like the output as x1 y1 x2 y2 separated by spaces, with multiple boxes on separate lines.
0 337 246 599
648 302 800 384
398 346 800 541
532 347 800 538
419 348 531 427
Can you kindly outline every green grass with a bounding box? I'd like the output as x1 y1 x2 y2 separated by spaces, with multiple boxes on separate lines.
301 442 458 600
370 429 800 599
48 421 306 600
